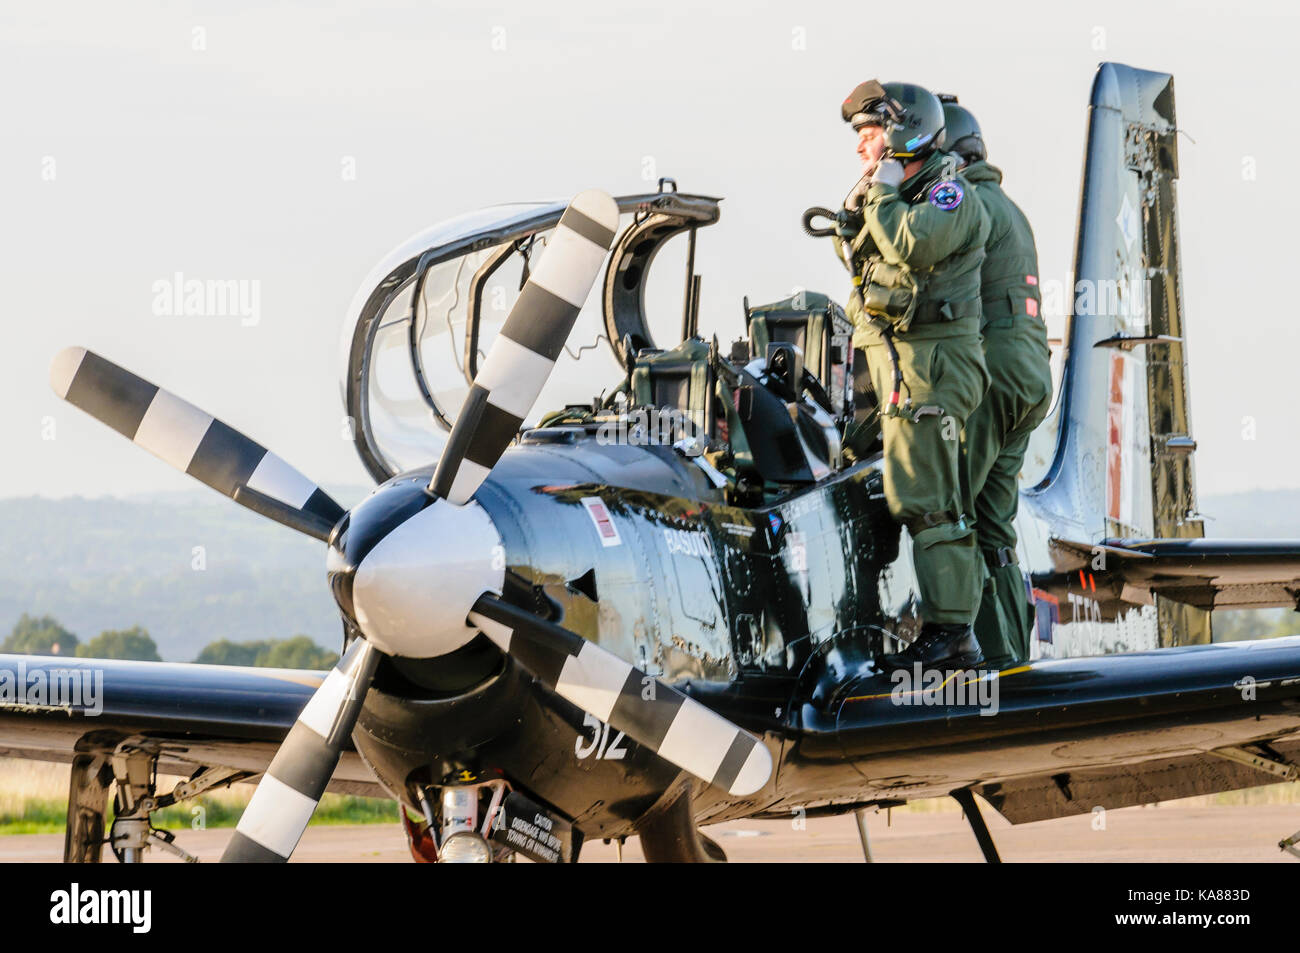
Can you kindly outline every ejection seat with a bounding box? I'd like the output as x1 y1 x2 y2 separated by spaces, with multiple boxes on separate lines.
627 334 841 493
744 291 855 429
746 291 883 462
629 338 718 443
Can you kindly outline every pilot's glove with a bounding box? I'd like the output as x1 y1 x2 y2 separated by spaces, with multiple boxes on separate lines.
835 207 864 239
870 158 904 187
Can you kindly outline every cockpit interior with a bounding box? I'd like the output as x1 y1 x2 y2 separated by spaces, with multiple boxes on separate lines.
340 179 869 505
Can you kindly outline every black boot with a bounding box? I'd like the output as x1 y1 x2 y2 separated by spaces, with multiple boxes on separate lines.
878 622 984 673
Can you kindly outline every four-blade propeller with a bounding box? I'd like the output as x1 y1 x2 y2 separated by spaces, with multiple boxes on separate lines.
51 189 773 863
50 346 345 541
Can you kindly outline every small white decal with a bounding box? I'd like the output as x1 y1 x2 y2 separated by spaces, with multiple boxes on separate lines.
581 496 622 547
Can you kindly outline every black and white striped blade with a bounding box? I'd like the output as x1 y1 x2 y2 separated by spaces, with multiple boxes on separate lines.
50 347 345 541
468 596 772 797
221 639 379 862
430 189 620 505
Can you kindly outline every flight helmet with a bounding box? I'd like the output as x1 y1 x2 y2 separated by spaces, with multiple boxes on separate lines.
937 94 986 163
842 80 946 160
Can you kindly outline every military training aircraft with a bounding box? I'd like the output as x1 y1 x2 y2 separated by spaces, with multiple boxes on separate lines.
4 62 1300 863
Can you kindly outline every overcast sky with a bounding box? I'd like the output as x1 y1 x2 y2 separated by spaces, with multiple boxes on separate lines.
3 0 1296 504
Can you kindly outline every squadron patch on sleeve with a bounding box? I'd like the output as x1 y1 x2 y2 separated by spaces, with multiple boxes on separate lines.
928 181 964 211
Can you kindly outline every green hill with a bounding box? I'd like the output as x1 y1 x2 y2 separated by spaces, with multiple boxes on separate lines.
0 490 369 662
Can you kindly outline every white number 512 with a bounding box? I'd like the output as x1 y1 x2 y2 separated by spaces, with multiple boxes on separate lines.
575 712 628 761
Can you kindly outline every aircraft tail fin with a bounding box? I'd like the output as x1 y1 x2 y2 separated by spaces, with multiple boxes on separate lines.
1038 63 1199 541
1027 63 1211 644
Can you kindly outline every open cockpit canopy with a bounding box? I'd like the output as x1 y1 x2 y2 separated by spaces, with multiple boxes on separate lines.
340 184 721 481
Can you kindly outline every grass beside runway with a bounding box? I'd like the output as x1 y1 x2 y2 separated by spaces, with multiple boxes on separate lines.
0 758 396 834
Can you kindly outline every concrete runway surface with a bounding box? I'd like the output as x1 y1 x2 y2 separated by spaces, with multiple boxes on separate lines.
3 801 1298 862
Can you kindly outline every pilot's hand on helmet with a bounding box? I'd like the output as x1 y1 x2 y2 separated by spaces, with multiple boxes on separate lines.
870 158 904 187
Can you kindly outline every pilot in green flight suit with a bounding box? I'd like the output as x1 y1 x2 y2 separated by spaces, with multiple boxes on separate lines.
837 81 991 671
940 96 1053 668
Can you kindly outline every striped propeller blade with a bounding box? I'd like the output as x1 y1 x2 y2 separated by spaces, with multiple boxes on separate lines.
221 638 379 862
468 595 772 797
50 347 345 541
430 189 620 505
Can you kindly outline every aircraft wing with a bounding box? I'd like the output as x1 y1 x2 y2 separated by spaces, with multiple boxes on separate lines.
960 637 1300 824
1048 537 1300 611
0 654 383 796
780 635 1300 829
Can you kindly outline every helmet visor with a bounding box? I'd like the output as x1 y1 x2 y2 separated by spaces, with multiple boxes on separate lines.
841 79 889 125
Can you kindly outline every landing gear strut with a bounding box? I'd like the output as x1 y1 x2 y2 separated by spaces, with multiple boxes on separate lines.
951 788 1001 863
109 746 197 863
634 782 727 862
64 754 113 863
853 807 874 862
62 739 253 863
1208 745 1300 861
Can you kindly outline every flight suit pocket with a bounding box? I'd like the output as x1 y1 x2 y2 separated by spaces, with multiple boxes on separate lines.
911 521 982 618
891 338 942 401
929 339 989 421
862 261 918 324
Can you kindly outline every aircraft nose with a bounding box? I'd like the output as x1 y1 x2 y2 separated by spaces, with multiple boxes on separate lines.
327 480 504 658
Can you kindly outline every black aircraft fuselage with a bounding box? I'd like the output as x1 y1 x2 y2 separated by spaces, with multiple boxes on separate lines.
340 434 1300 841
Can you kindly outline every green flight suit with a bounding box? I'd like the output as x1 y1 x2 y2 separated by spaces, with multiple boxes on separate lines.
960 160 1053 666
844 151 992 626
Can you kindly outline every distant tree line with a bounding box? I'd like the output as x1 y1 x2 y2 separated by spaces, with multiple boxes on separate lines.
1212 609 1300 643
193 636 338 669
1 613 337 669
7 608 1288 667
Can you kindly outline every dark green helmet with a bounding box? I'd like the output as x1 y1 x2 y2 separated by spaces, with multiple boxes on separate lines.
841 80 945 160
937 94 985 163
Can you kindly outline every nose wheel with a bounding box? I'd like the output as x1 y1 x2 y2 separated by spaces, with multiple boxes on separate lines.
400 776 521 864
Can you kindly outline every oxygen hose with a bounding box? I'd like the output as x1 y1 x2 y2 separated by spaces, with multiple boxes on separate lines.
878 325 903 415
803 203 903 417
801 207 838 238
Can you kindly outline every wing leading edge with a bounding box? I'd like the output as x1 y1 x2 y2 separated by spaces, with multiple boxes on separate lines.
0 654 381 796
